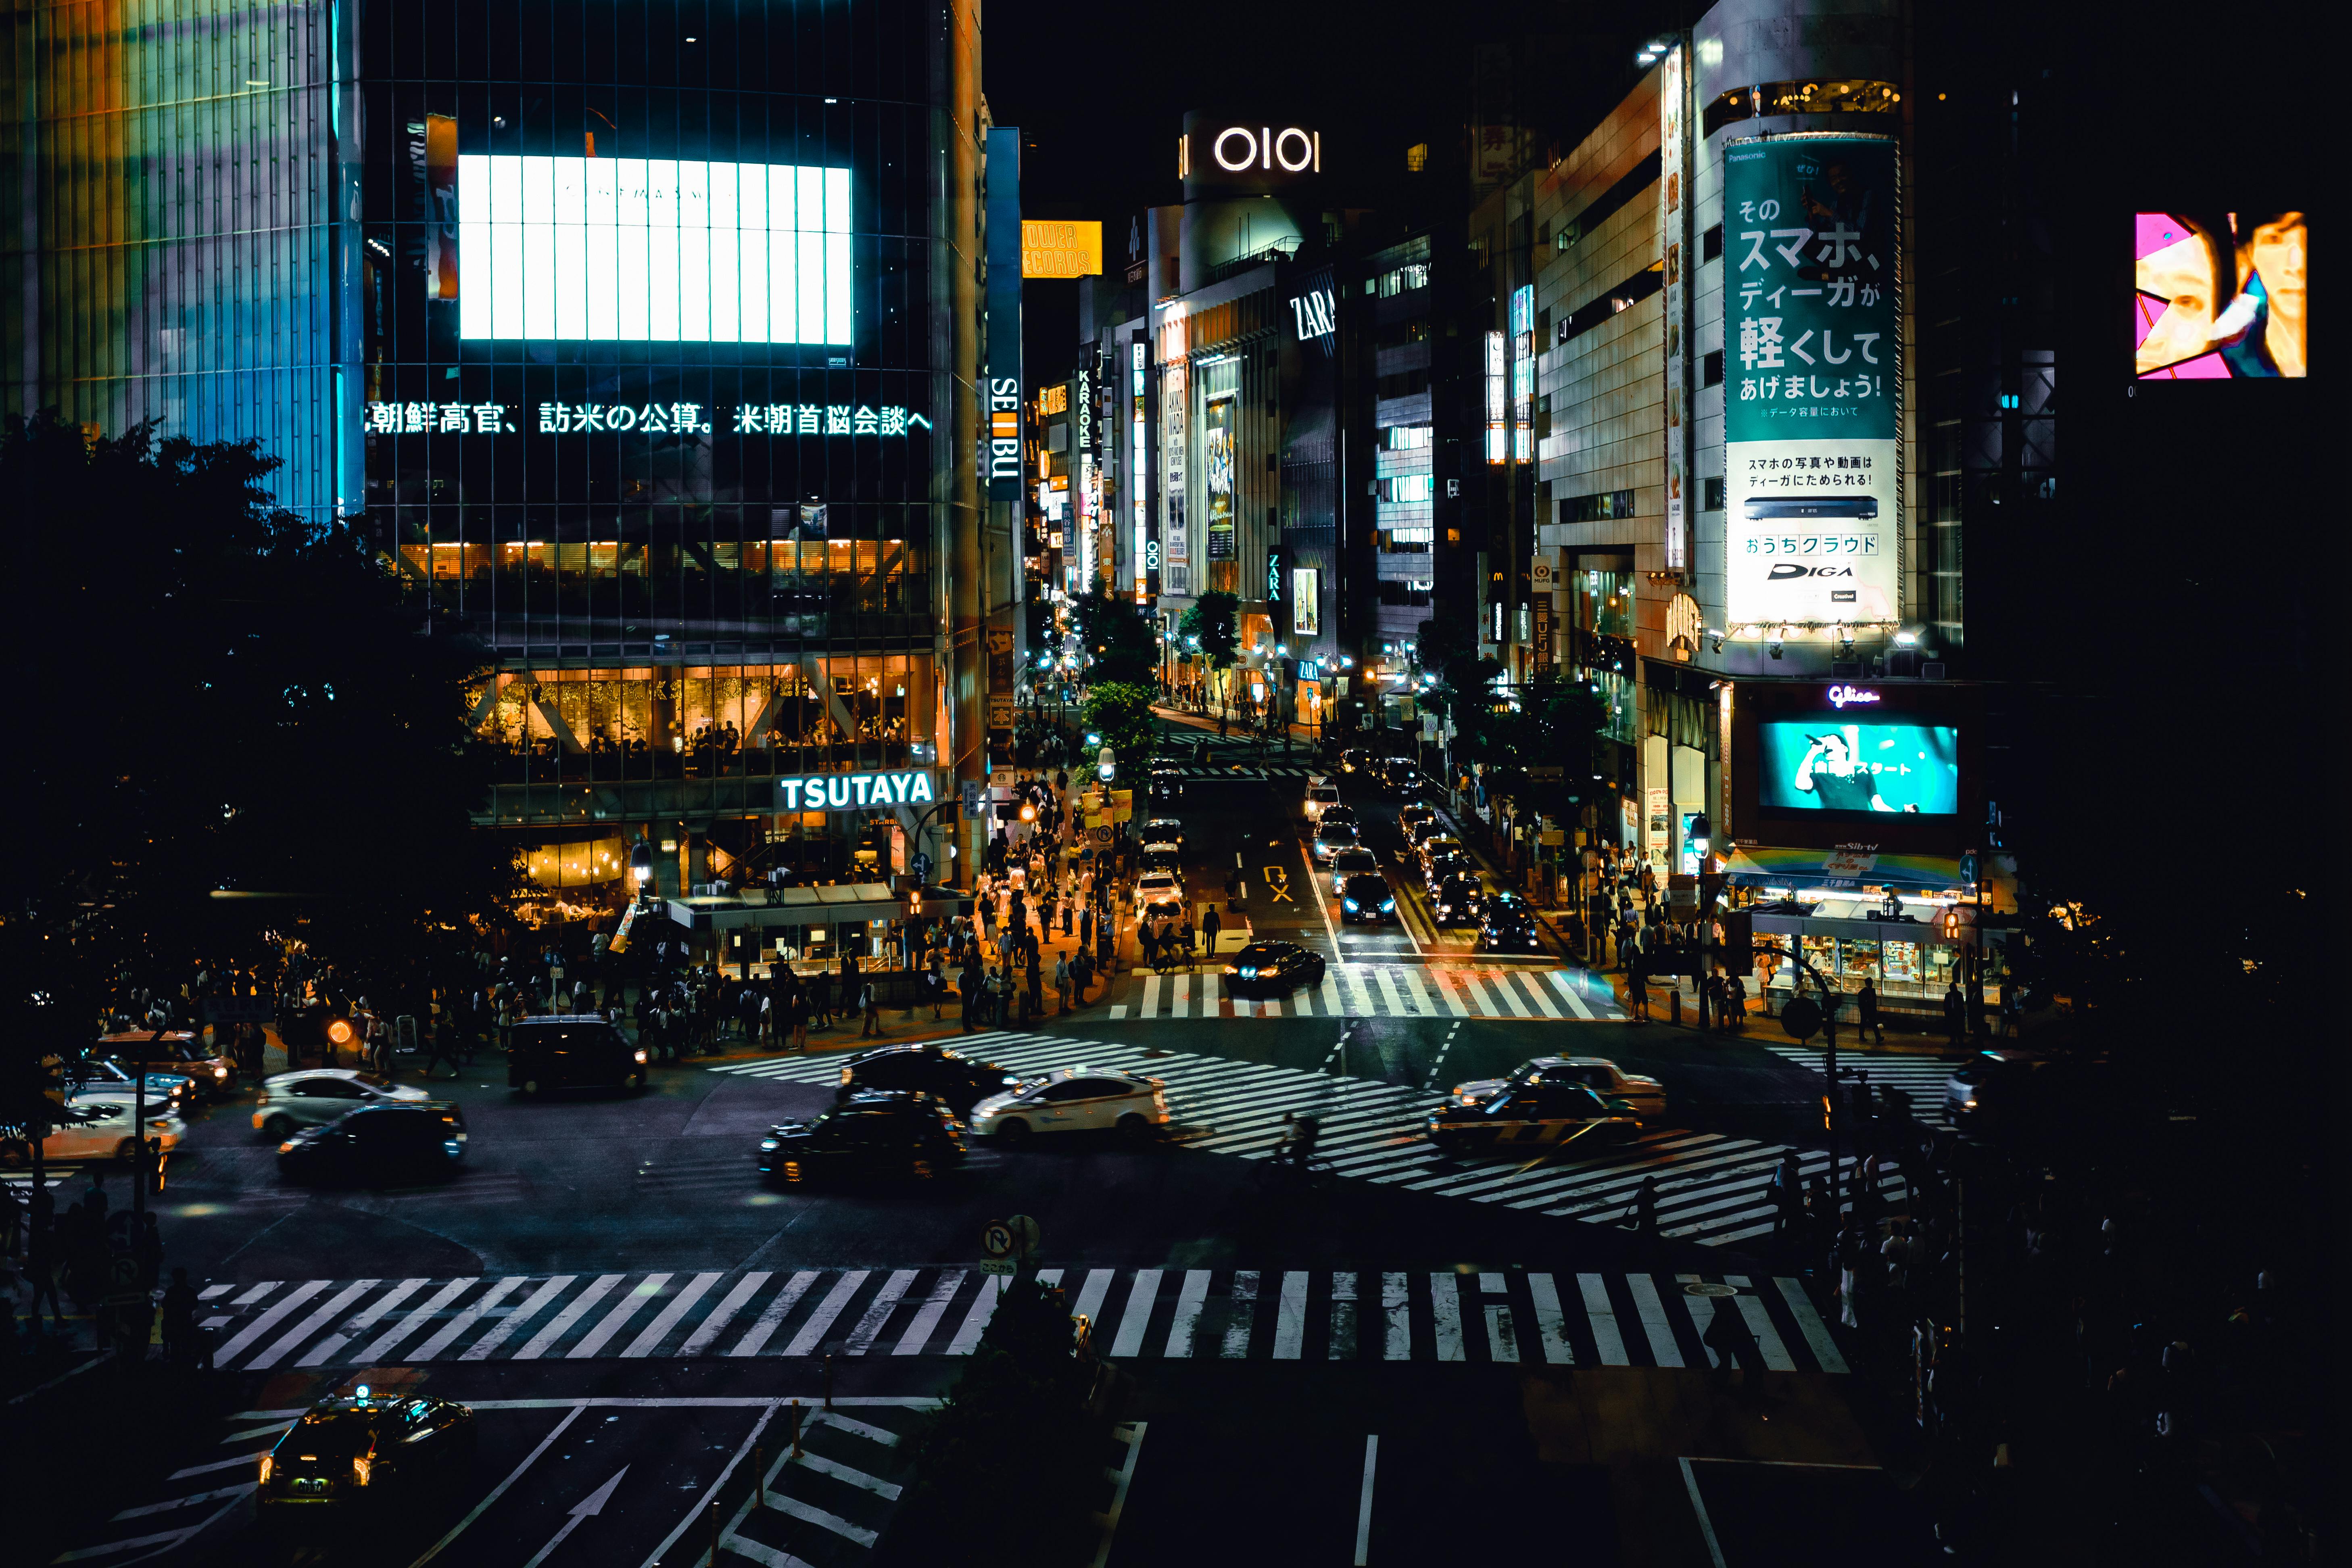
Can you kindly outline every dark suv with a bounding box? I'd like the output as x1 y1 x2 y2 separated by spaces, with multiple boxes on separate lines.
760 1090 966 1183
508 1015 648 1095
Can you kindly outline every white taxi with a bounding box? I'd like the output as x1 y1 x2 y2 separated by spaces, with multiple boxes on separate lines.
967 1068 1171 1145
0 1100 185 1167
253 1069 433 1140
1132 871 1182 912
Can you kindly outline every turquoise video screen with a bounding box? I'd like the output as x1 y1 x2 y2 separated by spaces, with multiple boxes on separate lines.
1759 718 1959 816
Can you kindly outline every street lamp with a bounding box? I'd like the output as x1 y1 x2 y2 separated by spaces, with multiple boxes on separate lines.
629 837 655 901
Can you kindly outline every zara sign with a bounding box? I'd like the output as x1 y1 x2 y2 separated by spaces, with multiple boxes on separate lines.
779 771 939 811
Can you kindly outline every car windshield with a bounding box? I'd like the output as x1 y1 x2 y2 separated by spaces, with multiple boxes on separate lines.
351 1071 392 1089
1343 877 1386 898
284 1412 380 1458
1011 1076 1058 1096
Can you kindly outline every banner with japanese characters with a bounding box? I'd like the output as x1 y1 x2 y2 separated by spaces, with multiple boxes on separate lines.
1722 134 1899 628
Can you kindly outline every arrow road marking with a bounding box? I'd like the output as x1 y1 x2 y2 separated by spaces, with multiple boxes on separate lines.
520 1467 627 1568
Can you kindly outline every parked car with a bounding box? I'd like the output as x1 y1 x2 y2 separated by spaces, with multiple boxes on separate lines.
277 1102 468 1184
0 1100 183 1167
258 1388 475 1515
1425 1081 1640 1154
1328 846 1382 893
1222 940 1327 993
252 1069 432 1141
1449 1056 1667 1122
762 1090 967 1181
508 1015 649 1095
1338 874 1396 924
837 1044 1017 1117
966 1069 1170 1145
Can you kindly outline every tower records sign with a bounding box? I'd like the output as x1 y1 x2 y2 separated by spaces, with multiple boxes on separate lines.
1722 134 1900 630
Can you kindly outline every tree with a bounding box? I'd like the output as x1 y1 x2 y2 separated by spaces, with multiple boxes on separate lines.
1177 589 1241 719
1070 588 1158 688
0 412 518 1077
1079 683 1159 779
1415 617 1506 770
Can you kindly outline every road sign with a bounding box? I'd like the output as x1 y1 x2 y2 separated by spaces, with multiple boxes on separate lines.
1006 1213 1041 1259
1779 996 1823 1042
979 1258 1017 1276
981 1220 1015 1259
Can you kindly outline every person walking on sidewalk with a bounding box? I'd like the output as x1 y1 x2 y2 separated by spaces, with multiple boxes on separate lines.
1202 904 1222 955
1054 953 1072 1015
1942 981 1965 1046
1703 1300 1767 1402
1858 977 1885 1044
1627 950 1651 1023
859 976 882 1038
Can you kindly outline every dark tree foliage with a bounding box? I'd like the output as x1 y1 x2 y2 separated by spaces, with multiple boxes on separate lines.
0 413 518 1065
1175 588 1240 670
1071 587 1160 688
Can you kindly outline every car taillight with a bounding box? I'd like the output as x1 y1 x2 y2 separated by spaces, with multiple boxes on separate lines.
256 1090 269 1105
351 1456 371 1486
259 1455 272 1484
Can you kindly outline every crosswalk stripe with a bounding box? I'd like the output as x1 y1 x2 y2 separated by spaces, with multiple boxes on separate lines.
1579 1274 1630 1365
1271 1272 1310 1360
410 1277 526 1363
782 1271 868 1357
1479 1271 1518 1362
1526 1273 1574 1365
1221 1272 1258 1358
460 1275 573 1360
1429 1274 1464 1360
945 1276 1006 1354
247 1280 376 1372
570 1273 670 1360
514 1274 622 1361
1108 1270 1161 1359
892 1270 964 1356
230 1281 281 1308
1549 970 1597 1019
211 1280 328 1367
1520 975 1563 1019
1373 969 1409 1015
356 1278 476 1365
679 1271 770 1357
623 1272 722 1359
1776 1276 1848 1374
1165 1270 1210 1357
844 1270 918 1354
1321 973 1344 1013
1069 1269 1117 1339
1382 1273 1409 1359
1626 1275 1683 1367
1329 1272 1357 1360
1723 1275 1797 1371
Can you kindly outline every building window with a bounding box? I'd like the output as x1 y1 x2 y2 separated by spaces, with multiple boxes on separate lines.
1702 476 1725 513
1701 349 1723 387
1701 223 1723 263
1385 426 1432 450
1377 263 1432 297
1558 490 1638 524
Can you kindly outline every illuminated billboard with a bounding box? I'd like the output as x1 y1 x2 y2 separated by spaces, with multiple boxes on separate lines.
1022 221 1103 278
1722 135 1901 628
456 156 852 343
1204 394 1236 559
1759 717 1958 816
2134 212 2306 378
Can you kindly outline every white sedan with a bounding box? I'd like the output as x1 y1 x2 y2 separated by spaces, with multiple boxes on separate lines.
1132 871 1181 912
0 1100 184 1167
252 1069 432 1140
1448 1056 1668 1123
968 1068 1170 1145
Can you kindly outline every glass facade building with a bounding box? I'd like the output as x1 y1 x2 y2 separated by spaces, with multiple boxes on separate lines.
6 0 982 914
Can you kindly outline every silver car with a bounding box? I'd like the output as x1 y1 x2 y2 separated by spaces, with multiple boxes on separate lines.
1450 1056 1667 1123
252 1069 431 1140
968 1068 1170 1145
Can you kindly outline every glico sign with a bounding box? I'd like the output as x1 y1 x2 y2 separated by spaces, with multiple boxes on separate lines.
778 771 939 811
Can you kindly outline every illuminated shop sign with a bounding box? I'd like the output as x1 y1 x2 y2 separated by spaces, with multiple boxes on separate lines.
1210 126 1321 173
778 770 938 811
1826 683 1882 708
1288 285 1336 342
361 400 931 437
987 379 1023 482
455 156 852 344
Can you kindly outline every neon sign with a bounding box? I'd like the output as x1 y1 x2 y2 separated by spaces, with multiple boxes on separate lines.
778 771 937 811
1826 684 1882 708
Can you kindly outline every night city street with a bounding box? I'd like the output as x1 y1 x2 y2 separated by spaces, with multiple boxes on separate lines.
0 1 2332 1566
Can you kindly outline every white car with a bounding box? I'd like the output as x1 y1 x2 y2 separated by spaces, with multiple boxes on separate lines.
252 1069 432 1140
0 1100 184 1167
1328 846 1381 893
1304 781 1341 821
967 1068 1170 1145
1133 871 1181 912
1449 1056 1667 1123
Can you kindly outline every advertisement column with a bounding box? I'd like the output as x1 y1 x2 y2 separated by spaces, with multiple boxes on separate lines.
1659 47 1692 572
1722 134 1900 632
1160 311 1189 598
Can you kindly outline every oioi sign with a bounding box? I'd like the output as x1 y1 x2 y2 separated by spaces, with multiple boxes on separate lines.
779 771 939 810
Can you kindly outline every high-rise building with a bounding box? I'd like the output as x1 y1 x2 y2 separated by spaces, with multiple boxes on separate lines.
5 0 987 937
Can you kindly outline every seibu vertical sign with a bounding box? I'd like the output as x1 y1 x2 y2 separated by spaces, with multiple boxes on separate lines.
984 126 1024 502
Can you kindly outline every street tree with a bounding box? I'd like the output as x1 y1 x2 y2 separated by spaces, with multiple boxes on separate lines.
1176 589 1241 720
1079 683 1159 779
1070 588 1159 688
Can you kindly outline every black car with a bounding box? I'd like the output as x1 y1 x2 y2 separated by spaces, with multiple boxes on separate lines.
1142 817 1185 846
1338 873 1395 924
1311 818 1361 863
1319 803 1361 831
1423 852 1474 897
278 1103 468 1184
837 1044 1017 1117
1149 762 1185 800
1478 907 1546 954
1139 845 1184 876
508 1015 648 1095
259 1388 476 1515
1430 875 1481 927
761 1090 966 1182
1371 757 1417 795
1223 940 1327 993
1425 1081 1640 1154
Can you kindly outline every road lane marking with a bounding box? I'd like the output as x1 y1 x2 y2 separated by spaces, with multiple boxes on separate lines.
622 1272 721 1359
513 1275 624 1361
1329 1271 1357 1360
1382 1273 1411 1359
891 1270 965 1355
358 1278 479 1365
781 1270 868 1357
945 1276 1006 1355
1775 1276 1848 1374
1354 1434 1379 1566
1626 1274 1684 1366
210 1280 328 1367
1220 1271 1258 1358
843 1269 917 1354
1429 1274 1464 1361
246 1279 377 1371
1526 1273 1576 1364
1549 969 1597 1019
1164 1270 1210 1357
459 1275 574 1361
641 1401 783 1568
1108 1269 1162 1359
677 1271 770 1357
409 1277 526 1363
1578 1274 1630 1364
1480 1272 1518 1362
570 1273 671 1360
1069 1269 1116 1340
409 1404 584 1568
1271 1272 1309 1359
1722 1274 1798 1370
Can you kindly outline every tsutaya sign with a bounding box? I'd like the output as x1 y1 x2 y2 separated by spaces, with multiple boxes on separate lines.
778 770 937 810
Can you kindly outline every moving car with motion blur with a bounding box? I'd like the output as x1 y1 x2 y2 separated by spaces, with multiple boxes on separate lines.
1450 1056 1667 1122
0 1100 183 1168
1223 939 1328 993
1477 892 1546 953
259 1385 475 1516
277 1102 467 1184
253 1069 431 1140
1425 1080 1641 1154
762 1089 966 1182
93 1030 237 1100
1338 873 1396 925
508 1014 649 1095
966 1068 1169 1145
57 1056 196 1113
837 1043 1017 1117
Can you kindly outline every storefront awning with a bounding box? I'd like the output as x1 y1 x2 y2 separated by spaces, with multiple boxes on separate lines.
1722 845 1965 893
666 882 902 932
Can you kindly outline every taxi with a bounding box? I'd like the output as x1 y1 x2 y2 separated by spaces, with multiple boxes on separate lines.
259 1386 475 1514
1424 1080 1640 1155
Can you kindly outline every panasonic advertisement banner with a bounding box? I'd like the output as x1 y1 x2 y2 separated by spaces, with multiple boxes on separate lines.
1722 134 1899 628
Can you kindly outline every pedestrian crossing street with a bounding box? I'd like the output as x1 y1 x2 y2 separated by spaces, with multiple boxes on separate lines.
187 1263 1848 1373
1101 963 1626 1021
1757 1044 1961 1131
714 1031 1906 1248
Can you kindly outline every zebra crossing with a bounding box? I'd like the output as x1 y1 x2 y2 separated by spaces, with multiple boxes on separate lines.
1758 1044 1962 1131
713 1031 1906 1247
1155 762 1319 779
185 1264 1849 1373
1101 963 1625 1021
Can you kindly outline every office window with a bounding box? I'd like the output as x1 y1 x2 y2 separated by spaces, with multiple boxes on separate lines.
1702 349 1724 387
1701 223 1724 263
1702 476 1725 512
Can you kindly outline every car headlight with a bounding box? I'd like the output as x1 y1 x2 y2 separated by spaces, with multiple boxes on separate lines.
1438 904 1451 914
1382 900 1395 910
634 1049 649 1063
1962 1098 1976 1108
760 1138 781 1151
278 1141 297 1154
259 1455 272 1484
214 1067 228 1079
1342 899 1359 912
352 1456 371 1487
1223 965 1239 975
1239 967 1257 979
444 1139 464 1157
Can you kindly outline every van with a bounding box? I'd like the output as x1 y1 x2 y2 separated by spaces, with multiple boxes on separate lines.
508 1015 649 1095
1304 781 1341 821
